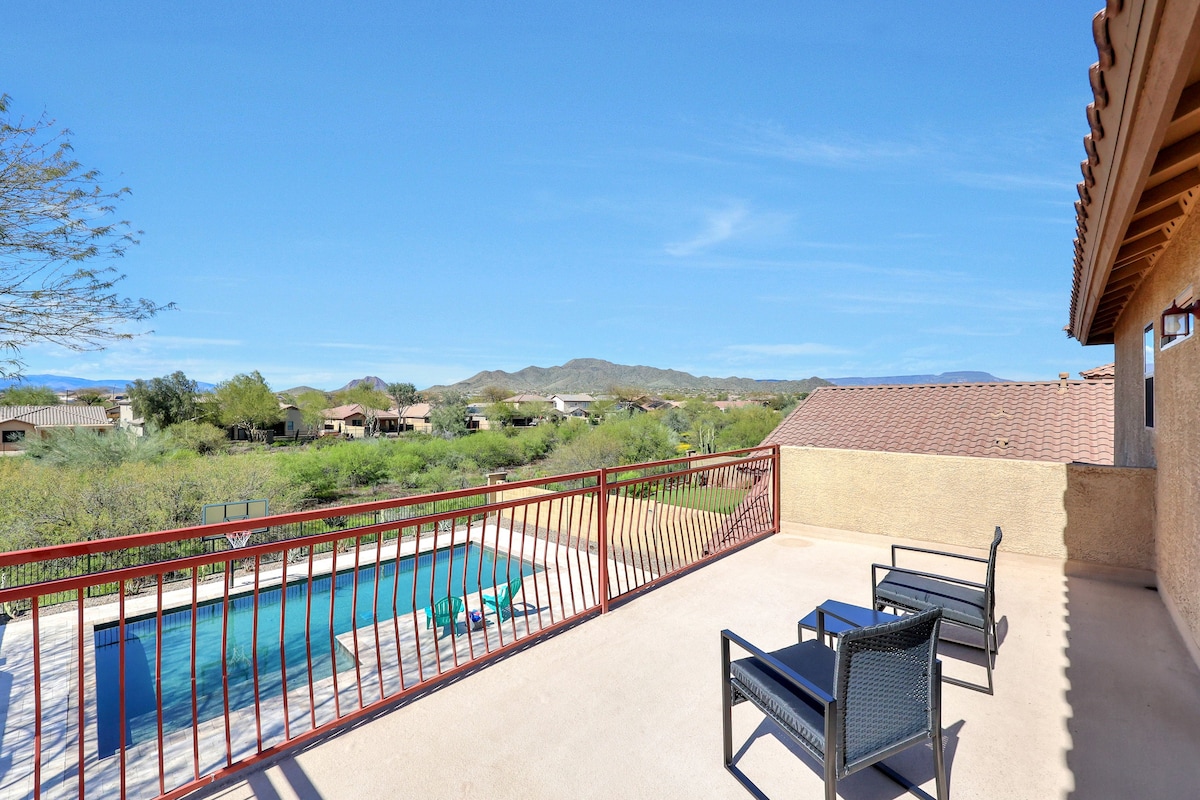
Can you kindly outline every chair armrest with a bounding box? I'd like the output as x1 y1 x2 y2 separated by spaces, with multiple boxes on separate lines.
872 563 988 592
891 543 989 567
720 629 835 705
815 604 861 637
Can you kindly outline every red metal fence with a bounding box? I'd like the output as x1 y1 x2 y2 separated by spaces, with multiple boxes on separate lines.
0 445 778 800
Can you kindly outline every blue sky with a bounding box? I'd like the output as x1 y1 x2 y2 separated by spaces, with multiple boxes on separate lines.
4 2 1110 390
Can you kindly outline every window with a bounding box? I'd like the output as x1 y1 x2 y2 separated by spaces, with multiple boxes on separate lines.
287 420 294 432
1144 324 1155 428
2 430 26 443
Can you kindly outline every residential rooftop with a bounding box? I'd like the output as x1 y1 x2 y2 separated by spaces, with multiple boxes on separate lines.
766 381 1115 464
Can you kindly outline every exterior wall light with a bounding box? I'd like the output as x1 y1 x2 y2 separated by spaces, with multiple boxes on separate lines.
1161 299 1197 341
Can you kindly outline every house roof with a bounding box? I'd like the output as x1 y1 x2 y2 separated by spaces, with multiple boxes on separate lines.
0 405 113 428
765 381 1114 465
1080 363 1115 379
322 404 367 420
550 394 594 403
503 394 549 403
713 400 764 411
1068 2 1200 343
399 403 433 419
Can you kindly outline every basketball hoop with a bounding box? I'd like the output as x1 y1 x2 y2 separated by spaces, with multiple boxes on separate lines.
225 530 251 550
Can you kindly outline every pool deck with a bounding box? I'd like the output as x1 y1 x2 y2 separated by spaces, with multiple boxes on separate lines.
195 522 1200 800
0 522 639 800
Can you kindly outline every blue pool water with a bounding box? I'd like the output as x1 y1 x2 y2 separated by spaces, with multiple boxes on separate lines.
94 543 533 757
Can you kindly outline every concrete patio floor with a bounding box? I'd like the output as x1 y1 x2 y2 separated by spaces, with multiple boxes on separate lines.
198 522 1200 800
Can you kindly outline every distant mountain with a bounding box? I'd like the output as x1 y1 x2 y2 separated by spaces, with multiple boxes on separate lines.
0 374 216 392
335 376 389 393
424 358 831 396
827 371 1010 387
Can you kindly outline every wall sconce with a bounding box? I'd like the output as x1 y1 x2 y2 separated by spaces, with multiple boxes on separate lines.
1162 299 1197 341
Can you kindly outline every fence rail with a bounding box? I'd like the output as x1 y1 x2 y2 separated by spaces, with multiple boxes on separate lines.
0 445 778 800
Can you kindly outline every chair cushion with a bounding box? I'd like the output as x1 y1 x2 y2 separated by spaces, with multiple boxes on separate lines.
729 641 835 757
876 571 986 628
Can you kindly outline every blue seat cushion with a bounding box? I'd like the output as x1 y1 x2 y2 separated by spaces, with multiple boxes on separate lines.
876 571 987 628
729 640 834 757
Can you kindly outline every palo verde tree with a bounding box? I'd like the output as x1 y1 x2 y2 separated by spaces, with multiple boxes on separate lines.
128 370 198 429
0 384 59 405
0 94 170 378
213 371 281 440
386 381 419 410
429 391 469 438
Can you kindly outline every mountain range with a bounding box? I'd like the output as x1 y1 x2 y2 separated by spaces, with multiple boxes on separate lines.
1 365 1013 399
0 374 216 393
423 358 830 395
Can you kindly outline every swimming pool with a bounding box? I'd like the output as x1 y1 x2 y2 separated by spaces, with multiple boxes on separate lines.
93 542 534 757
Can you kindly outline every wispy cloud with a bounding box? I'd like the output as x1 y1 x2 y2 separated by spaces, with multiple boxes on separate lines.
723 343 852 357
950 171 1070 191
729 121 932 167
665 205 752 257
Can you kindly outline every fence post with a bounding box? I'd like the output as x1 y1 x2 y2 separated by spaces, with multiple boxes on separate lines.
772 444 781 533
597 467 610 614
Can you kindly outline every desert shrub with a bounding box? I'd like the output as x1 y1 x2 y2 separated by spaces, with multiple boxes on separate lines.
24 427 172 468
166 421 229 454
713 406 781 451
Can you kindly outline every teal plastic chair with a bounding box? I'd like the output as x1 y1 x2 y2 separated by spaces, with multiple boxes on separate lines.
425 596 464 632
482 577 523 620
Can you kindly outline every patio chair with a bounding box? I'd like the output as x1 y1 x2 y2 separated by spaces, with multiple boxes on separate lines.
721 606 947 800
425 596 464 632
482 576 523 620
872 525 1002 694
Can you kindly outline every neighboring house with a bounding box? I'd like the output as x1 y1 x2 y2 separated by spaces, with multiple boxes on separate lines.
502 393 550 408
0 405 115 453
1067 1 1200 663
712 400 768 412
549 394 594 413
398 403 433 433
322 404 367 436
272 403 316 438
116 400 145 436
465 403 491 431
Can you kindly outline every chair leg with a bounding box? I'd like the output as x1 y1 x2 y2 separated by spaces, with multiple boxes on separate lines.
824 757 837 800
721 637 733 767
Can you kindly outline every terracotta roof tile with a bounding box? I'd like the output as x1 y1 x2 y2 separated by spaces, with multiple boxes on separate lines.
765 381 1114 465
0 405 112 428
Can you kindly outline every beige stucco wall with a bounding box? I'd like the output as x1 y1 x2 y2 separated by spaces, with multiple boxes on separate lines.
778 447 1154 570
1111 206 1200 653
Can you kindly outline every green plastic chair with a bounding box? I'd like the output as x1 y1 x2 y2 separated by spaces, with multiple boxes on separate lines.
425 596 464 632
482 576 523 620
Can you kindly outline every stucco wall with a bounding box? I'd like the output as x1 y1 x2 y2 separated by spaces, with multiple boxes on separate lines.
779 447 1154 569
1112 206 1200 653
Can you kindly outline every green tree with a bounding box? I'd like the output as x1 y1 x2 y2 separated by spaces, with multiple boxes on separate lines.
0 94 170 379
294 390 330 433
214 371 281 439
386 381 419 410
128 371 198 429
334 384 392 436
430 391 469 438
0 384 59 405
478 384 511 403
714 406 781 451
73 387 108 405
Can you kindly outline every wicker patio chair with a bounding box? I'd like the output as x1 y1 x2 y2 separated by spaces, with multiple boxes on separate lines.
721 606 947 800
872 526 1002 694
